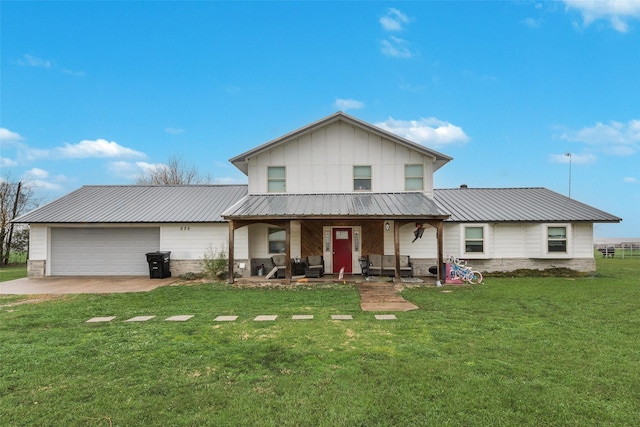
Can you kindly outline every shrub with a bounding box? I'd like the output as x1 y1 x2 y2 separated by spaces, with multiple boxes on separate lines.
202 245 228 279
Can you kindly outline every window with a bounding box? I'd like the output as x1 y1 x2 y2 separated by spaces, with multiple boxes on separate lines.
405 164 424 191
547 226 567 252
268 228 286 253
354 166 371 191
267 166 286 192
465 227 484 253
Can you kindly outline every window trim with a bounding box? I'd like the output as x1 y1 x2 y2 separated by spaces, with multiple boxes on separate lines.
404 164 424 191
353 165 372 192
267 166 286 193
547 225 568 254
464 225 485 255
267 227 286 254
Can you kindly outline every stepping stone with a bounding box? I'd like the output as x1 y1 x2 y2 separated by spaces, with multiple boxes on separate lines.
331 315 353 320
254 315 278 321
292 315 314 320
214 315 238 322
125 316 155 322
375 314 397 320
86 316 116 323
165 315 194 322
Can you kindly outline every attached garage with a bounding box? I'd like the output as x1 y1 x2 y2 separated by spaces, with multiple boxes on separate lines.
50 227 160 275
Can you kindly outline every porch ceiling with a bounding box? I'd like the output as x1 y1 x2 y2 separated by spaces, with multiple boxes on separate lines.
222 192 450 220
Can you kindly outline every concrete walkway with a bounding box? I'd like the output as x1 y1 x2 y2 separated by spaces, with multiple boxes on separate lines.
357 282 419 312
0 276 177 295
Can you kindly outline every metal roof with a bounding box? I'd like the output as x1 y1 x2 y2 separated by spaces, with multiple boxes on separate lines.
433 187 622 223
14 185 248 223
15 185 621 224
229 111 453 175
222 192 449 219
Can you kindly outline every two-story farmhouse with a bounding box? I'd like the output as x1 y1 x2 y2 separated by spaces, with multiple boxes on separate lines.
15 112 621 281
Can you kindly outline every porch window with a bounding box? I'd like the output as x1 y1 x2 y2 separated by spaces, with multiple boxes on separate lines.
405 164 424 191
465 226 484 253
267 166 286 192
268 228 286 253
547 226 567 252
354 166 371 191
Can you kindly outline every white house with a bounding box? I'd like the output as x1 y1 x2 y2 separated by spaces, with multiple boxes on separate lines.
15 112 621 280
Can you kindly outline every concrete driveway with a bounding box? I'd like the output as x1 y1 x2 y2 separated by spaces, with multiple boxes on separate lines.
0 276 178 295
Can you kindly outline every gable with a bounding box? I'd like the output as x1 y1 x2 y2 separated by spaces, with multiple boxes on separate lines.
229 111 452 175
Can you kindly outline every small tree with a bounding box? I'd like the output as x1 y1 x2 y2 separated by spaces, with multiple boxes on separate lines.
202 245 228 280
135 155 211 185
1 176 38 265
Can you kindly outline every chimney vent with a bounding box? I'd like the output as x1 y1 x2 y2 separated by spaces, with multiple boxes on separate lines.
460 184 468 189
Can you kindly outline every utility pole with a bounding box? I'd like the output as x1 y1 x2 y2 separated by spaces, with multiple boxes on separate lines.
564 153 572 198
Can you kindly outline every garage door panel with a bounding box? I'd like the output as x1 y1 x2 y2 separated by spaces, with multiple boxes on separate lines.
51 228 160 275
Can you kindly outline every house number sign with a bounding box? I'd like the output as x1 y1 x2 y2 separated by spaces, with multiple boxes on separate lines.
180 226 191 231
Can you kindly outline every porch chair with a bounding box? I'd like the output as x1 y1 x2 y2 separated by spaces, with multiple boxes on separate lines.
367 254 382 276
271 254 287 279
305 255 324 278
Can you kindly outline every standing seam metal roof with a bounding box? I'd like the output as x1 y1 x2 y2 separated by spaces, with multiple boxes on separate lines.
13 185 248 223
433 187 621 223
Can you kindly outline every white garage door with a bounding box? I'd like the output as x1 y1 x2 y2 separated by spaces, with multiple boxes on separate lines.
51 228 161 275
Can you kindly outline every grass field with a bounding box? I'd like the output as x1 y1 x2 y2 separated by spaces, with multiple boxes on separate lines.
1 257 638 426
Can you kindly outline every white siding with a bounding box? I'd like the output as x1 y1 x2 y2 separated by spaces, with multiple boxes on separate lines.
573 223 594 258
493 224 525 258
246 121 437 195
29 224 48 260
161 223 248 260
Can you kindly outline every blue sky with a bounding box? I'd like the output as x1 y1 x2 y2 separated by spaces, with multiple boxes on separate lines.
1 1 639 237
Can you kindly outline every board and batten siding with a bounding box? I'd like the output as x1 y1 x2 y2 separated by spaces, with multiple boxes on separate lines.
247 121 436 195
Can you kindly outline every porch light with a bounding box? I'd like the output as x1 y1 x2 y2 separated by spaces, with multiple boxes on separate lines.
385 222 390 231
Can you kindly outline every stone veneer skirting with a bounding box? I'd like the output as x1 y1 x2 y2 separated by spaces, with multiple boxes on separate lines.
27 260 46 277
170 259 250 278
412 257 596 276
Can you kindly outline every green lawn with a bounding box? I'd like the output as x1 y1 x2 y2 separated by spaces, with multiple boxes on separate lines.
1 257 639 426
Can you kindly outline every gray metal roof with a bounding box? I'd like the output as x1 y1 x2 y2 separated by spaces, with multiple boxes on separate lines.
229 112 453 175
433 187 622 223
14 185 248 223
223 192 449 219
15 185 621 224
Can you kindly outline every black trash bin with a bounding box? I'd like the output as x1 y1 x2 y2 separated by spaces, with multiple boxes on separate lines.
145 251 171 279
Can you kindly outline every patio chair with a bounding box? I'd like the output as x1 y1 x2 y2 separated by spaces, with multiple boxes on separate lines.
271 255 287 279
367 254 382 276
305 255 324 278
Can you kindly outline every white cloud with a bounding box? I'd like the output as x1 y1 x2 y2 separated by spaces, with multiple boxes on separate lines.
560 119 640 156
375 117 470 147
17 54 52 68
0 128 24 142
108 161 159 179
522 17 541 28
334 98 364 111
165 127 185 135
21 168 66 191
564 0 640 32
55 139 146 159
381 36 413 58
1 157 17 167
23 168 49 180
623 176 637 183
549 152 597 164
380 8 410 31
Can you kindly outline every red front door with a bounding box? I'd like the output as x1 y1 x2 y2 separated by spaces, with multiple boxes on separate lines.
332 228 352 274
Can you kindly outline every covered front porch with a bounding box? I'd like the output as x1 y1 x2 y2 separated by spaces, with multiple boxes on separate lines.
223 193 450 284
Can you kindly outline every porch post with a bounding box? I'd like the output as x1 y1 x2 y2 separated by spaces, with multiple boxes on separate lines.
394 219 401 282
227 220 235 284
284 220 291 283
437 220 444 286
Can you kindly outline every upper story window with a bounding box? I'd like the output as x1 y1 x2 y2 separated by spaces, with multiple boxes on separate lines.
267 166 286 193
405 164 424 191
353 166 371 191
268 227 286 253
547 226 567 252
465 226 484 253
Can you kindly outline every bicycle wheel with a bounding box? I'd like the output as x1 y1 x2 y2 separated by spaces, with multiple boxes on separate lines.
469 271 483 284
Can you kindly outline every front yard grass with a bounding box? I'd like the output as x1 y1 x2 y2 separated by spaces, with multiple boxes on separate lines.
1 257 639 426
